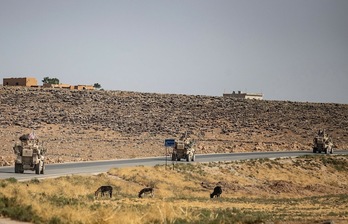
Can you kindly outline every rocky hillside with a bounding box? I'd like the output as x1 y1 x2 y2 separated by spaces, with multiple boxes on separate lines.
0 86 347 165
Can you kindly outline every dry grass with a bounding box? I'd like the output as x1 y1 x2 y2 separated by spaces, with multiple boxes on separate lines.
1 155 348 224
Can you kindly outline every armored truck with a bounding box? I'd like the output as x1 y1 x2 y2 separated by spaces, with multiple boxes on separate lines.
13 134 46 174
313 130 333 154
171 138 196 162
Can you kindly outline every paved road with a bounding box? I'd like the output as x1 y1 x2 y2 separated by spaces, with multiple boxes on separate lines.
0 150 347 181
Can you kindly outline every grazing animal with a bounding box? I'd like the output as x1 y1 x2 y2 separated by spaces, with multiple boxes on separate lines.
210 186 222 198
95 185 113 198
138 187 154 198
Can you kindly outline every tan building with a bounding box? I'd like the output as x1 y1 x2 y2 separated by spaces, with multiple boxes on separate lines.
3 77 38 87
43 83 73 89
43 83 94 90
73 85 94 90
3 77 95 91
223 91 263 100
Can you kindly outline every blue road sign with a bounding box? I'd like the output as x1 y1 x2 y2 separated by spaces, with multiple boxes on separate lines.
164 139 175 147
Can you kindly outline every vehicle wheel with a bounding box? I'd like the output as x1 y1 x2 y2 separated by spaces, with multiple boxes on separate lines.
330 148 334 154
177 157 181 161
325 148 328 154
313 147 317 153
16 164 24 173
186 154 191 162
40 162 45 174
19 166 24 173
15 164 19 173
35 161 42 175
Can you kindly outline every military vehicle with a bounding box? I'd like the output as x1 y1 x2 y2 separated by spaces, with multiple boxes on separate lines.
171 137 196 162
13 134 46 174
313 130 333 154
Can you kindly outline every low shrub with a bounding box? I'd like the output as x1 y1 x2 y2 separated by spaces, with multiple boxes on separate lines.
0 194 42 223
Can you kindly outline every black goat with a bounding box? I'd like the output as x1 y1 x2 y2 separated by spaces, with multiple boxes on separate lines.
210 186 222 198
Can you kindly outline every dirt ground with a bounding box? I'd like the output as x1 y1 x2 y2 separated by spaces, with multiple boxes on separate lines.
1 155 347 224
0 123 318 166
1 87 347 166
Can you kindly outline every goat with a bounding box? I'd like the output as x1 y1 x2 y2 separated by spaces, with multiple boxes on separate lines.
210 186 222 198
95 185 113 198
138 187 154 198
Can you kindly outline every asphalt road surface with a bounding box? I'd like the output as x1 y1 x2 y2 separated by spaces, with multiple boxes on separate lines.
0 150 347 181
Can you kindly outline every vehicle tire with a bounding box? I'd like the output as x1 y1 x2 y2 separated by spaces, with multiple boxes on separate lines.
15 163 19 173
186 154 191 162
177 156 181 161
35 161 41 175
16 164 24 173
313 147 317 153
324 148 328 154
19 165 24 173
40 162 45 174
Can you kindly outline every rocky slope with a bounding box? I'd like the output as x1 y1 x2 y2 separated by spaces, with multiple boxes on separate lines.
0 86 347 165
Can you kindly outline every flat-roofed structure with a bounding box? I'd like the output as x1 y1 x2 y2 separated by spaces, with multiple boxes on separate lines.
43 84 94 90
43 83 73 89
3 77 95 91
223 91 263 100
3 77 38 87
74 85 94 90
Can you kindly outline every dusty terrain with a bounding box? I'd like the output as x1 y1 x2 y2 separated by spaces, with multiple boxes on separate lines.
0 155 347 223
0 86 347 165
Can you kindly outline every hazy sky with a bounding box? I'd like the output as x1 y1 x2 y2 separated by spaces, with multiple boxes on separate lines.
1 0 348 103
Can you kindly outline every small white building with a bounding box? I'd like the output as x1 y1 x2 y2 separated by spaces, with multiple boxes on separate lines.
223 91 263 100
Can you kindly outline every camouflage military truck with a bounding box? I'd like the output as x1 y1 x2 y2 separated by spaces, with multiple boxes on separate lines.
171 138 196 162
13 134 46 174
313 130 334 154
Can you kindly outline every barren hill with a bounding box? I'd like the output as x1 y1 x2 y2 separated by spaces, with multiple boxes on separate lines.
0 86 347 165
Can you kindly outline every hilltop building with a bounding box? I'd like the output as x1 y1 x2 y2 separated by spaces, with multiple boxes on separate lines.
73 85 94 90
223 91 263 100
3 77 38 87
43 83 72 89
3 77 94 90
42 83 94 90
